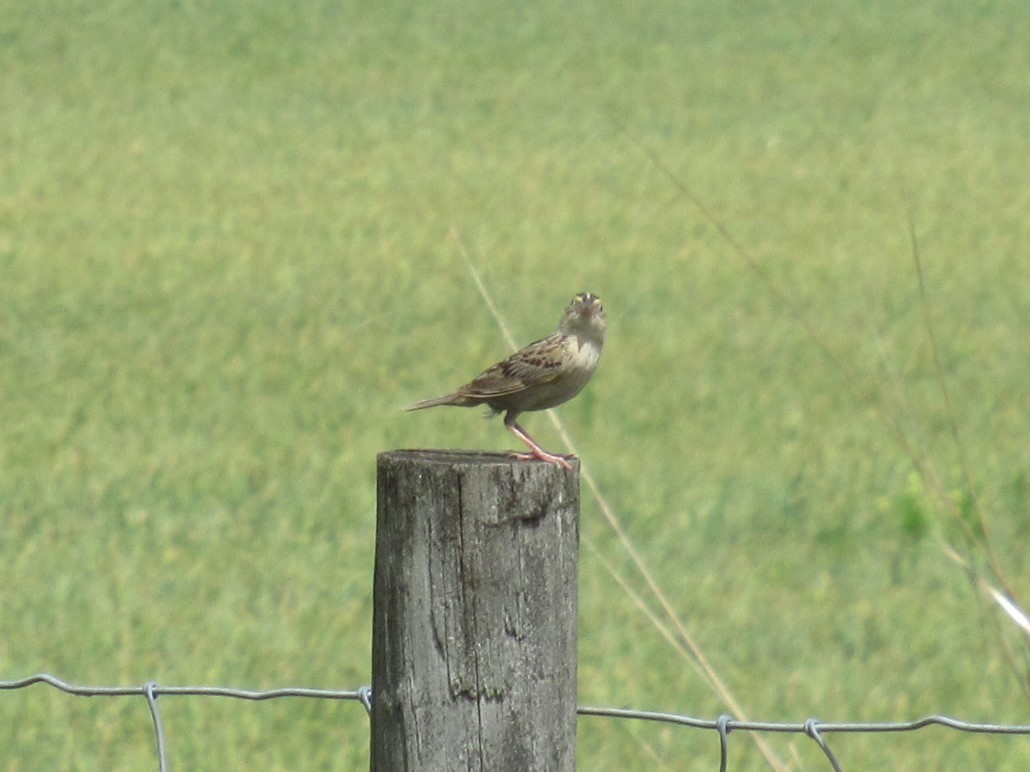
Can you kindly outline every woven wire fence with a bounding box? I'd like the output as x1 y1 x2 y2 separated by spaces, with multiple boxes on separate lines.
3 673 1029 771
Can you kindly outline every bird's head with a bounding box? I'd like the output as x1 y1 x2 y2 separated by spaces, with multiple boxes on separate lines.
559 292 606 344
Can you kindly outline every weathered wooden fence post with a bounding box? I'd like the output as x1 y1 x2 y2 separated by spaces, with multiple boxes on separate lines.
371 450 579 771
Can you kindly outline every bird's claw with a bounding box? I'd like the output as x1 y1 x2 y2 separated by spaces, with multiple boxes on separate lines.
511 450 574 470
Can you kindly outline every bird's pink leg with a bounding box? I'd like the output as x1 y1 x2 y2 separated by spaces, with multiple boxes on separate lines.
506 421 573 470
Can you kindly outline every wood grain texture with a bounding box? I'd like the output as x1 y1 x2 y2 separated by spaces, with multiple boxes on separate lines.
371 450 579 772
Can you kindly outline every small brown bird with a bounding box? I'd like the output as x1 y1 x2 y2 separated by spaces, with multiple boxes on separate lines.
407 292 606 469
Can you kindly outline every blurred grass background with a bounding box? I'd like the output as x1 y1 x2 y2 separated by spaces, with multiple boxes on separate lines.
2 0 1028 768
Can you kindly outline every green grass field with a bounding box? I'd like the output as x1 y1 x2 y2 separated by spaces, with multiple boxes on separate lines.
2 1 1028 768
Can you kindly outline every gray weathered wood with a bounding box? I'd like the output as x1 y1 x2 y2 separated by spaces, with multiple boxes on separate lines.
371 450 579 772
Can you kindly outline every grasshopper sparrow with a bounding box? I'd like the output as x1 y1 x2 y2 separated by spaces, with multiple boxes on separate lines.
407 292 606 470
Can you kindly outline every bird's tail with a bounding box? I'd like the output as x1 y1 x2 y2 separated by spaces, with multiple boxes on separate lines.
405 394 461 411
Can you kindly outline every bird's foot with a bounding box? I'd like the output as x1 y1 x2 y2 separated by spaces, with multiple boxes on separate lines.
511 449 574 471
506 420 574 470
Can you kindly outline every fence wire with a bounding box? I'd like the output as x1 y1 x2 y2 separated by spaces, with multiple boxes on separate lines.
2 673 1029 771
